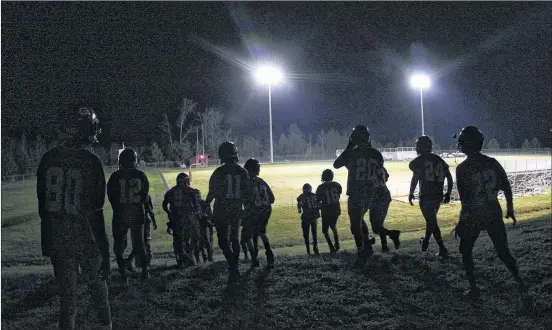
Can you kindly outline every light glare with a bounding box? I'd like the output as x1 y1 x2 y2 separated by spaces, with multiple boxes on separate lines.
254 65 283 85
410 73 431 89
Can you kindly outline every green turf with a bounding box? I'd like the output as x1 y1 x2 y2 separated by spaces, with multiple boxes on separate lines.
1 161 550 267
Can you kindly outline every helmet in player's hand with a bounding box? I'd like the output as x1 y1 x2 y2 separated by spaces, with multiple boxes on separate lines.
457 126 484 154
321 169 334 182
349 125 371 147
415 135 433 155
244 158 260 177
119 148 137 169
302 183 312 193
176 173 190 187
60 104 101 145
218 141 239 164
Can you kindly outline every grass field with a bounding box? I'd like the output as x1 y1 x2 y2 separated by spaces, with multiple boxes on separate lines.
1 158 551 329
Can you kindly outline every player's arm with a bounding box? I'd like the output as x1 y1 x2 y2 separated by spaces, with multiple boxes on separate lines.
36 156 51 257
106 173 118 210
141 172 150 202
495 161 516 225
146 195 157 229
265 181 275 204
205 171 217 205
443 163 453 204
333 150 348 169
93 157 107 211
408 161 418 205
296 195 302 213
455 166 466 204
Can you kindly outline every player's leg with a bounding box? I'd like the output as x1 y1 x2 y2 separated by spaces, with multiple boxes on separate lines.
130 224 149 279
81 255 112 328
229 215 242 267
242 216 258 267
322 216 336 252
199 224 208 262
144 218 153 266
369 203 388 252
207 224 214 262
215 215 235 270
487 220 524 285
190 220 200 265
88 211 111 281
311 219 319 255
419 198 444 252
330 215 340 251
173 224 186 267
53 260 78 330
302 220 311 255
240 225 250 261
432 202 447 256
259 209 274 267
459 224 481 297
347 198 365 257
112 223 129 282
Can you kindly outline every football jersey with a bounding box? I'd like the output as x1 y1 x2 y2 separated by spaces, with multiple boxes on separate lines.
409 153 449 199
164 186 200 222
334 146 384 198
374 167 392 204
247 177 275 212
315 181 342 217
456 154 509 211
207 163 251 217
297 192 320 220
36 146 106 258
107 168 149 225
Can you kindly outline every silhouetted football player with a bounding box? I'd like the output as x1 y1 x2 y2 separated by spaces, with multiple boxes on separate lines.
297 183 321 255
37 105 112 330
195 194 214 263
334 125 391 262
315 169 342 253
243 158 276 268
370 166 401 252
206 142 251 283
408 136 452 257
127 194 157 269
107 148 150 283
162 173 200 267
454 126 523 298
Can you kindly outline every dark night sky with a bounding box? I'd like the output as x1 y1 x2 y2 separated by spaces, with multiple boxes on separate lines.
2 1 551 147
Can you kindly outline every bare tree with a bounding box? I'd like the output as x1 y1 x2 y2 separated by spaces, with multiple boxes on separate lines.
160 113 173 146
177 98 198 144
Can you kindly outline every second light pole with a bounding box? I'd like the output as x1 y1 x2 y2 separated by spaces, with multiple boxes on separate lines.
255 65 283 163
409 73 431 136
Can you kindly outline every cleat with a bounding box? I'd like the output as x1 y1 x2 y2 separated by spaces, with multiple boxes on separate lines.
228 269 240 284
420 237 429 252
330 247 336 253
335 244 340 252
381 245 390 253
313 246 320 255
266 250 275 268
436 248 448 257
368 237 376 245
463 287 481 299
251 259 260 268
391 231 401 249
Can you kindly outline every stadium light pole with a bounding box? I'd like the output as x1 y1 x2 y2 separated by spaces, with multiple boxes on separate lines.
254 65 283 163
409 73 431 136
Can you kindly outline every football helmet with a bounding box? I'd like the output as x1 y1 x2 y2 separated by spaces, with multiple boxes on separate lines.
60 104 101 145
321 169 334 182
302 183 312 193
176 173 190 187
457 126 484 154
244 158 260 177
349 125 371 147
415 135 433 155
119 148 137 169
218 141 239 164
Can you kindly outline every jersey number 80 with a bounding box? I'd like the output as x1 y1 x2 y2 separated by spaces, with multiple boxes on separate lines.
45 167 81 215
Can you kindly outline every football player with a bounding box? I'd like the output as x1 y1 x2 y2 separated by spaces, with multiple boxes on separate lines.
107 148 150 282
297 183 321 255
408 136 453 257
37 105 112 330
196 195 214 263
454 126 523 298
206 142 251 283
127 194 157 269
162 173 200 267
333 125 384 261
370 166 401 252
315 169 342 253
244 158 275 268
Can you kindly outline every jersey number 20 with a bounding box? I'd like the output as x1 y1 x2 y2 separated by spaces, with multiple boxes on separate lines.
45 167 81 215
